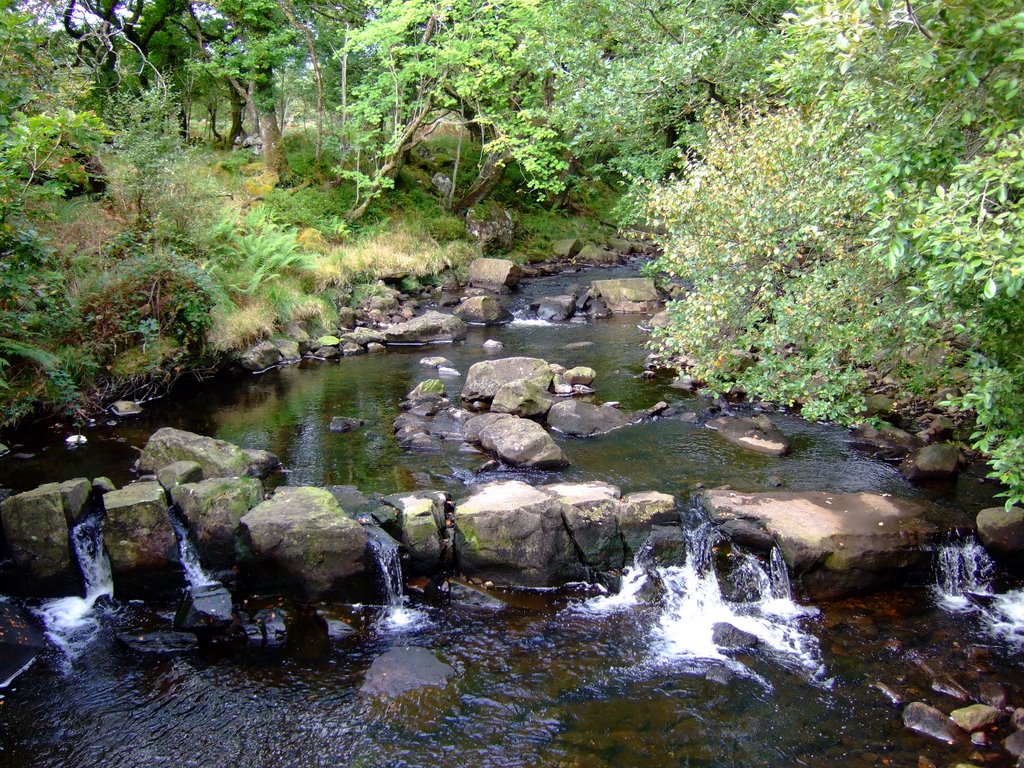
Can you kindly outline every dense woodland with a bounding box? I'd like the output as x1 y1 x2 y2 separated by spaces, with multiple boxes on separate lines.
0 0 1022 505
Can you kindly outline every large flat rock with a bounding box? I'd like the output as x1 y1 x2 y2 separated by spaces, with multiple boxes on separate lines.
701 490 948 599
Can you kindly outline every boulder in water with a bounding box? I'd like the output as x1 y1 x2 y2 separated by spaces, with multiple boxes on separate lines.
712 622 761 650
461 357 553 404
383 311 467 344
619 492 679 557
0 479 91 588
157 461 203 491
455 295 506 325
361 646 455 697
102 481 178 577
454 480 585 587
238 340 283 372
706 415 789 456
702 490 948 599
0 602 47 686
491 380 555 419
589 278 662 314
545 482 624 571
329 416 366 433
976 505 1024 556
466 257 521 292
383 492 448 574
110 400 143 417
547 400 632 437
139 428 276 479
949 704 1004 732
536 295 576 321
463 412 515 444
902 443 960 480
174 582 234 632
170 477 264 569
902 701 963 744
239 486 369 598
478 416 568 469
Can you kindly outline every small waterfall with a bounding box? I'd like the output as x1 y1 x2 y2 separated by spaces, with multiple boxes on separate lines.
769 547 792 601
32 510 114 665
168 507 216 588
934 537 995 611
366 526 426 630
654 523 825 681
72 511 113 602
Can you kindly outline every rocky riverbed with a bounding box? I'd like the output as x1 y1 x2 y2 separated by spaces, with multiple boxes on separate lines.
0 260 1022 768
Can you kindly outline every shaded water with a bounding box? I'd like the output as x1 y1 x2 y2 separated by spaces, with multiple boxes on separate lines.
0 265 1020 768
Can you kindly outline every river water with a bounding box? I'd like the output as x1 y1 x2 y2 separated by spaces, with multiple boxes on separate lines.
1 265 1022 767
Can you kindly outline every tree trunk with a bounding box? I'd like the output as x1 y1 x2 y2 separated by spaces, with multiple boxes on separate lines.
280 0 324 172
347 97 433 221
451 149 512 213
547 154 579 211
228 88 245 146
260 107 289 177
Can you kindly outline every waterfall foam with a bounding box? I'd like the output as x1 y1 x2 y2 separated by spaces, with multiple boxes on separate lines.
32 511 114 665
366 526 427 631
654 524 825 681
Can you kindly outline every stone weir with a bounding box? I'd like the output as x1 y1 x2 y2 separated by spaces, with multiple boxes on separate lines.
0 427 983 604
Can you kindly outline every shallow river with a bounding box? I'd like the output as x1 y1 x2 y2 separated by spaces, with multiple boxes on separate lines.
1 265 1022 768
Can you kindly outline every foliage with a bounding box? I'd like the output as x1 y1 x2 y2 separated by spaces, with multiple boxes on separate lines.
649 109 926 422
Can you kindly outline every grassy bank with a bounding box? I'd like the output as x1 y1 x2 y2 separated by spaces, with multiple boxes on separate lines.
1 131 617 428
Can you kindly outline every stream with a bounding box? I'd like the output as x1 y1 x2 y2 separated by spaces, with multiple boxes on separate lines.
1 265 1022 768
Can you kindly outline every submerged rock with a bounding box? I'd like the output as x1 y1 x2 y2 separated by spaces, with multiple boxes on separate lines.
902 701 962 744
703 490 947 599
361 646 455 697
706 415 789 457
116 631 199 655
239 486 369 598
0 602 47 686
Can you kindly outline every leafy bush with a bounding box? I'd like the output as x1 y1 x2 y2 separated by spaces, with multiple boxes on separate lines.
648 109 935 422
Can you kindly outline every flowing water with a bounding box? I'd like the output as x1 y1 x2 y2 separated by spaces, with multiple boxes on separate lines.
1 264 1023 767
